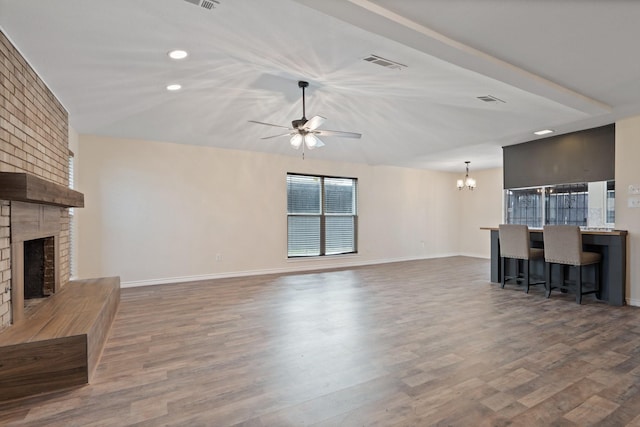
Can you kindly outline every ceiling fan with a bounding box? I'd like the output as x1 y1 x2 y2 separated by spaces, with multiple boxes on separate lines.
249 81 362 157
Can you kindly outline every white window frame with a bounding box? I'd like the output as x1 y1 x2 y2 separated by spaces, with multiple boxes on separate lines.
287 173 358 258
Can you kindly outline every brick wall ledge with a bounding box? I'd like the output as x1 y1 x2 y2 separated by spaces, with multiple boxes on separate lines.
0 172 84 208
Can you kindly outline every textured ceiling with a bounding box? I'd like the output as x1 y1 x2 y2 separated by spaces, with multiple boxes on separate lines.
1 0 639 171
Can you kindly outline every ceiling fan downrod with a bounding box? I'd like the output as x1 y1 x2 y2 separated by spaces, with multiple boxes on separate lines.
299 80 308 121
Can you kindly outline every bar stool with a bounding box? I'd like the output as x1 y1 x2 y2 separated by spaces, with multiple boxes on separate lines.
498 224 545 293
542 225 601 304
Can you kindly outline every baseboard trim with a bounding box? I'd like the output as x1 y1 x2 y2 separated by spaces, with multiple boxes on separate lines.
626 298 640 307
121 254 461 288
457 252 491 260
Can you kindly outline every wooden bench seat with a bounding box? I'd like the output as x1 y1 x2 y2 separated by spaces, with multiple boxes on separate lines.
0 276 120 401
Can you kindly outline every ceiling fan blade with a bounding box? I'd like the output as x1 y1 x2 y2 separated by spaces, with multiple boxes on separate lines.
302 115 326 131
261 132 293 140
315 129 362 139
248 120 290 129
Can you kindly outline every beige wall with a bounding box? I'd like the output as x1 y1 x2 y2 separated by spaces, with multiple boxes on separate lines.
76 134 468 285
615 115 640 305
457 167 504 258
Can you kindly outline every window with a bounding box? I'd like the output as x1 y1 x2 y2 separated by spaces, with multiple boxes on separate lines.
504 188 543 227
606 180 615 224
287 174 357 257
68 153 76 277
505 180 614 228
545 183 588 226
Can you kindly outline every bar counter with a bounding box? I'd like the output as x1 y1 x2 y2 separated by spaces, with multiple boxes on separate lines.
481 227 627 306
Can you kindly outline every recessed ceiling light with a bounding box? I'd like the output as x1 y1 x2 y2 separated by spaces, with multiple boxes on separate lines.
168 50 188 60
166 84 182 91
534 129 554 136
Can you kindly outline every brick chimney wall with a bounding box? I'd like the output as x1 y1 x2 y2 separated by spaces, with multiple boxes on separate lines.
0 31 71 328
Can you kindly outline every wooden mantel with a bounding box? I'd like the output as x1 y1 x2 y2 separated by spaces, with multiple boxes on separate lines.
0 172 84 208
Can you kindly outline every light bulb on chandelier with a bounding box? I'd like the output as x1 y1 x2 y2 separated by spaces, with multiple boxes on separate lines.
457 161 476 190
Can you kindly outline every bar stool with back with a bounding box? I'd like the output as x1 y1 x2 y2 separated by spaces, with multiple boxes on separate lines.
542 225 601 304
498 224 545 293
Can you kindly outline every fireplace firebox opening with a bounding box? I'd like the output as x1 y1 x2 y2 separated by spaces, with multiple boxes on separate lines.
23 236 56 302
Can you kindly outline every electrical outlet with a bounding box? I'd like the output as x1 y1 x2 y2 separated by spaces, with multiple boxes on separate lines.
629 185 640 195
215 253 223 262
628 197 640 208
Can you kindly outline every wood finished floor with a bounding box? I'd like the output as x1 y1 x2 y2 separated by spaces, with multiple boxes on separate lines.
2 256 640 426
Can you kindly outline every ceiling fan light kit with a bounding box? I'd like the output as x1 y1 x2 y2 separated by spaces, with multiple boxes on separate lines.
249 80 361 158
290 134 303 149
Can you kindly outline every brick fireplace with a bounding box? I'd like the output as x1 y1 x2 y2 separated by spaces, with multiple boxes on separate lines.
1 30 76 328
0 32 116 402
0 175 83 323
12 205 60 320
0 22 127 406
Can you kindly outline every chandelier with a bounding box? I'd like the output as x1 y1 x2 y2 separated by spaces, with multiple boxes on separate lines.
457 161 476 190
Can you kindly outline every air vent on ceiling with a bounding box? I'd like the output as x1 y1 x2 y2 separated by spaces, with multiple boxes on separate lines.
477 95 505 103
363 54 407 70
184 0 220 10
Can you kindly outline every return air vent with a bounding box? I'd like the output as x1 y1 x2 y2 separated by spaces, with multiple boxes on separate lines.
477 95 505 103
363 54 407 70
184 0 220 10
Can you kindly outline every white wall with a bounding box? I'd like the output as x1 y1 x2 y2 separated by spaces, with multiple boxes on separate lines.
615 115 640 305
456 167 504 258
73 117 637 294
75 135 464 285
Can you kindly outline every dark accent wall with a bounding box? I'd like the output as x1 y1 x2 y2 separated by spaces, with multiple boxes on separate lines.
503 124 615 189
